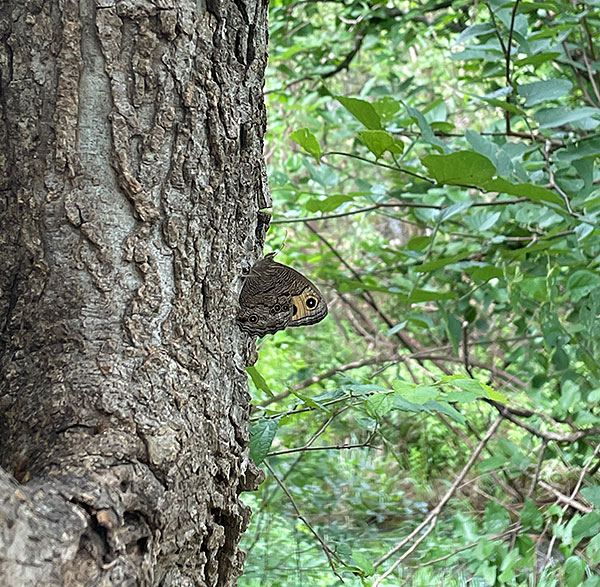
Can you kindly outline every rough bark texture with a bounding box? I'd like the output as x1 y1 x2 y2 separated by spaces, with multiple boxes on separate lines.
0 0 269 584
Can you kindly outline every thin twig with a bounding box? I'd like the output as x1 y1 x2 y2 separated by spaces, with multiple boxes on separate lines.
322 30 366 79
562 40 597 107
487 399 600 443
541 443 600 570
405 524 522 569
506 0 521 133
462 320 473 377
537 480 592 514
305 412 338 448
269 433 378 457
264 460 344 580
506 0 520 86
407 354 526 388
270 198 527 224
543 140 576 216
581 49 600 103
324 150 434 183
305 223 420 355
527 440 548 498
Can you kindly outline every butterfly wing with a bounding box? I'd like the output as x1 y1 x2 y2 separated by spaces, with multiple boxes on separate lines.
265 258 328 328
237 255 328 335
287 277 328 327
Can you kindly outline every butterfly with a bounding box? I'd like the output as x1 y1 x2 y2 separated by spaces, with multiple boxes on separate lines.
237 254 328 336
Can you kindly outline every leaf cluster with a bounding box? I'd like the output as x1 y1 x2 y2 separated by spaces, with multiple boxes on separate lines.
242 0 600 585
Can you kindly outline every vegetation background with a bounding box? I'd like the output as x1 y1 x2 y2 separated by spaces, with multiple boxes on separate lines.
239 0 600 584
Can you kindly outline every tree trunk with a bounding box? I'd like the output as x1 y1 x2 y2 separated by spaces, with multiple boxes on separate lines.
0 0 268 584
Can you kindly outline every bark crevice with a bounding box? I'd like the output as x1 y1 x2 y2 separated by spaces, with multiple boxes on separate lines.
1 0 269 582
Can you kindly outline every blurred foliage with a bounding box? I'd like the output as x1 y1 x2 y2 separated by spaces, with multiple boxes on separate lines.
241 0 600 585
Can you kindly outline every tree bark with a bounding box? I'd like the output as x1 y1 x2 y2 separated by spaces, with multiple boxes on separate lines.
0 0 269 584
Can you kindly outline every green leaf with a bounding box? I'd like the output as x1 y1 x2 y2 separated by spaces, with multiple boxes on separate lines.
515 535 535 567
365 393 395 419
517 79 573 107
290 128 322 161
387 320 407 336
393 380 415 395
423 151 564 205
393 396 429 414
556 136 600 162
454 510 480 542
567 270 600 302
482 95 526 115
586 534 600 565
305 194 354 212
405 105 449 153
479 455 508 472
415 253 468 272
452 378 486 394
520 498 544 530
424 400 466 424
465 132 503 175
467 265 504 282
476 562 497 585
445 312 462 354
484 386 508 403
456 23 496 44
351 551 375 576
444 390 479 403
358 130 404 158
373 96 401 122
406 236 431 250
573 511 600 541
394 382 438 404
564 556 586 587
483 501 510 533
457 379 507 403
344 382 386 396
249 419 279 465
485 178 564 205
581 486 600 509
439 374 466 383
498 549 519 583
336 96 382 129
247 366 273 397
290 389 328 411
535 107 600 129
552 345 570 370
451 48 504 63
575 222 594 242
468 210 502 231
423 151 496 185
437 201 473 222
397 289 457 302
411 385 440 403
515 52 561 67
